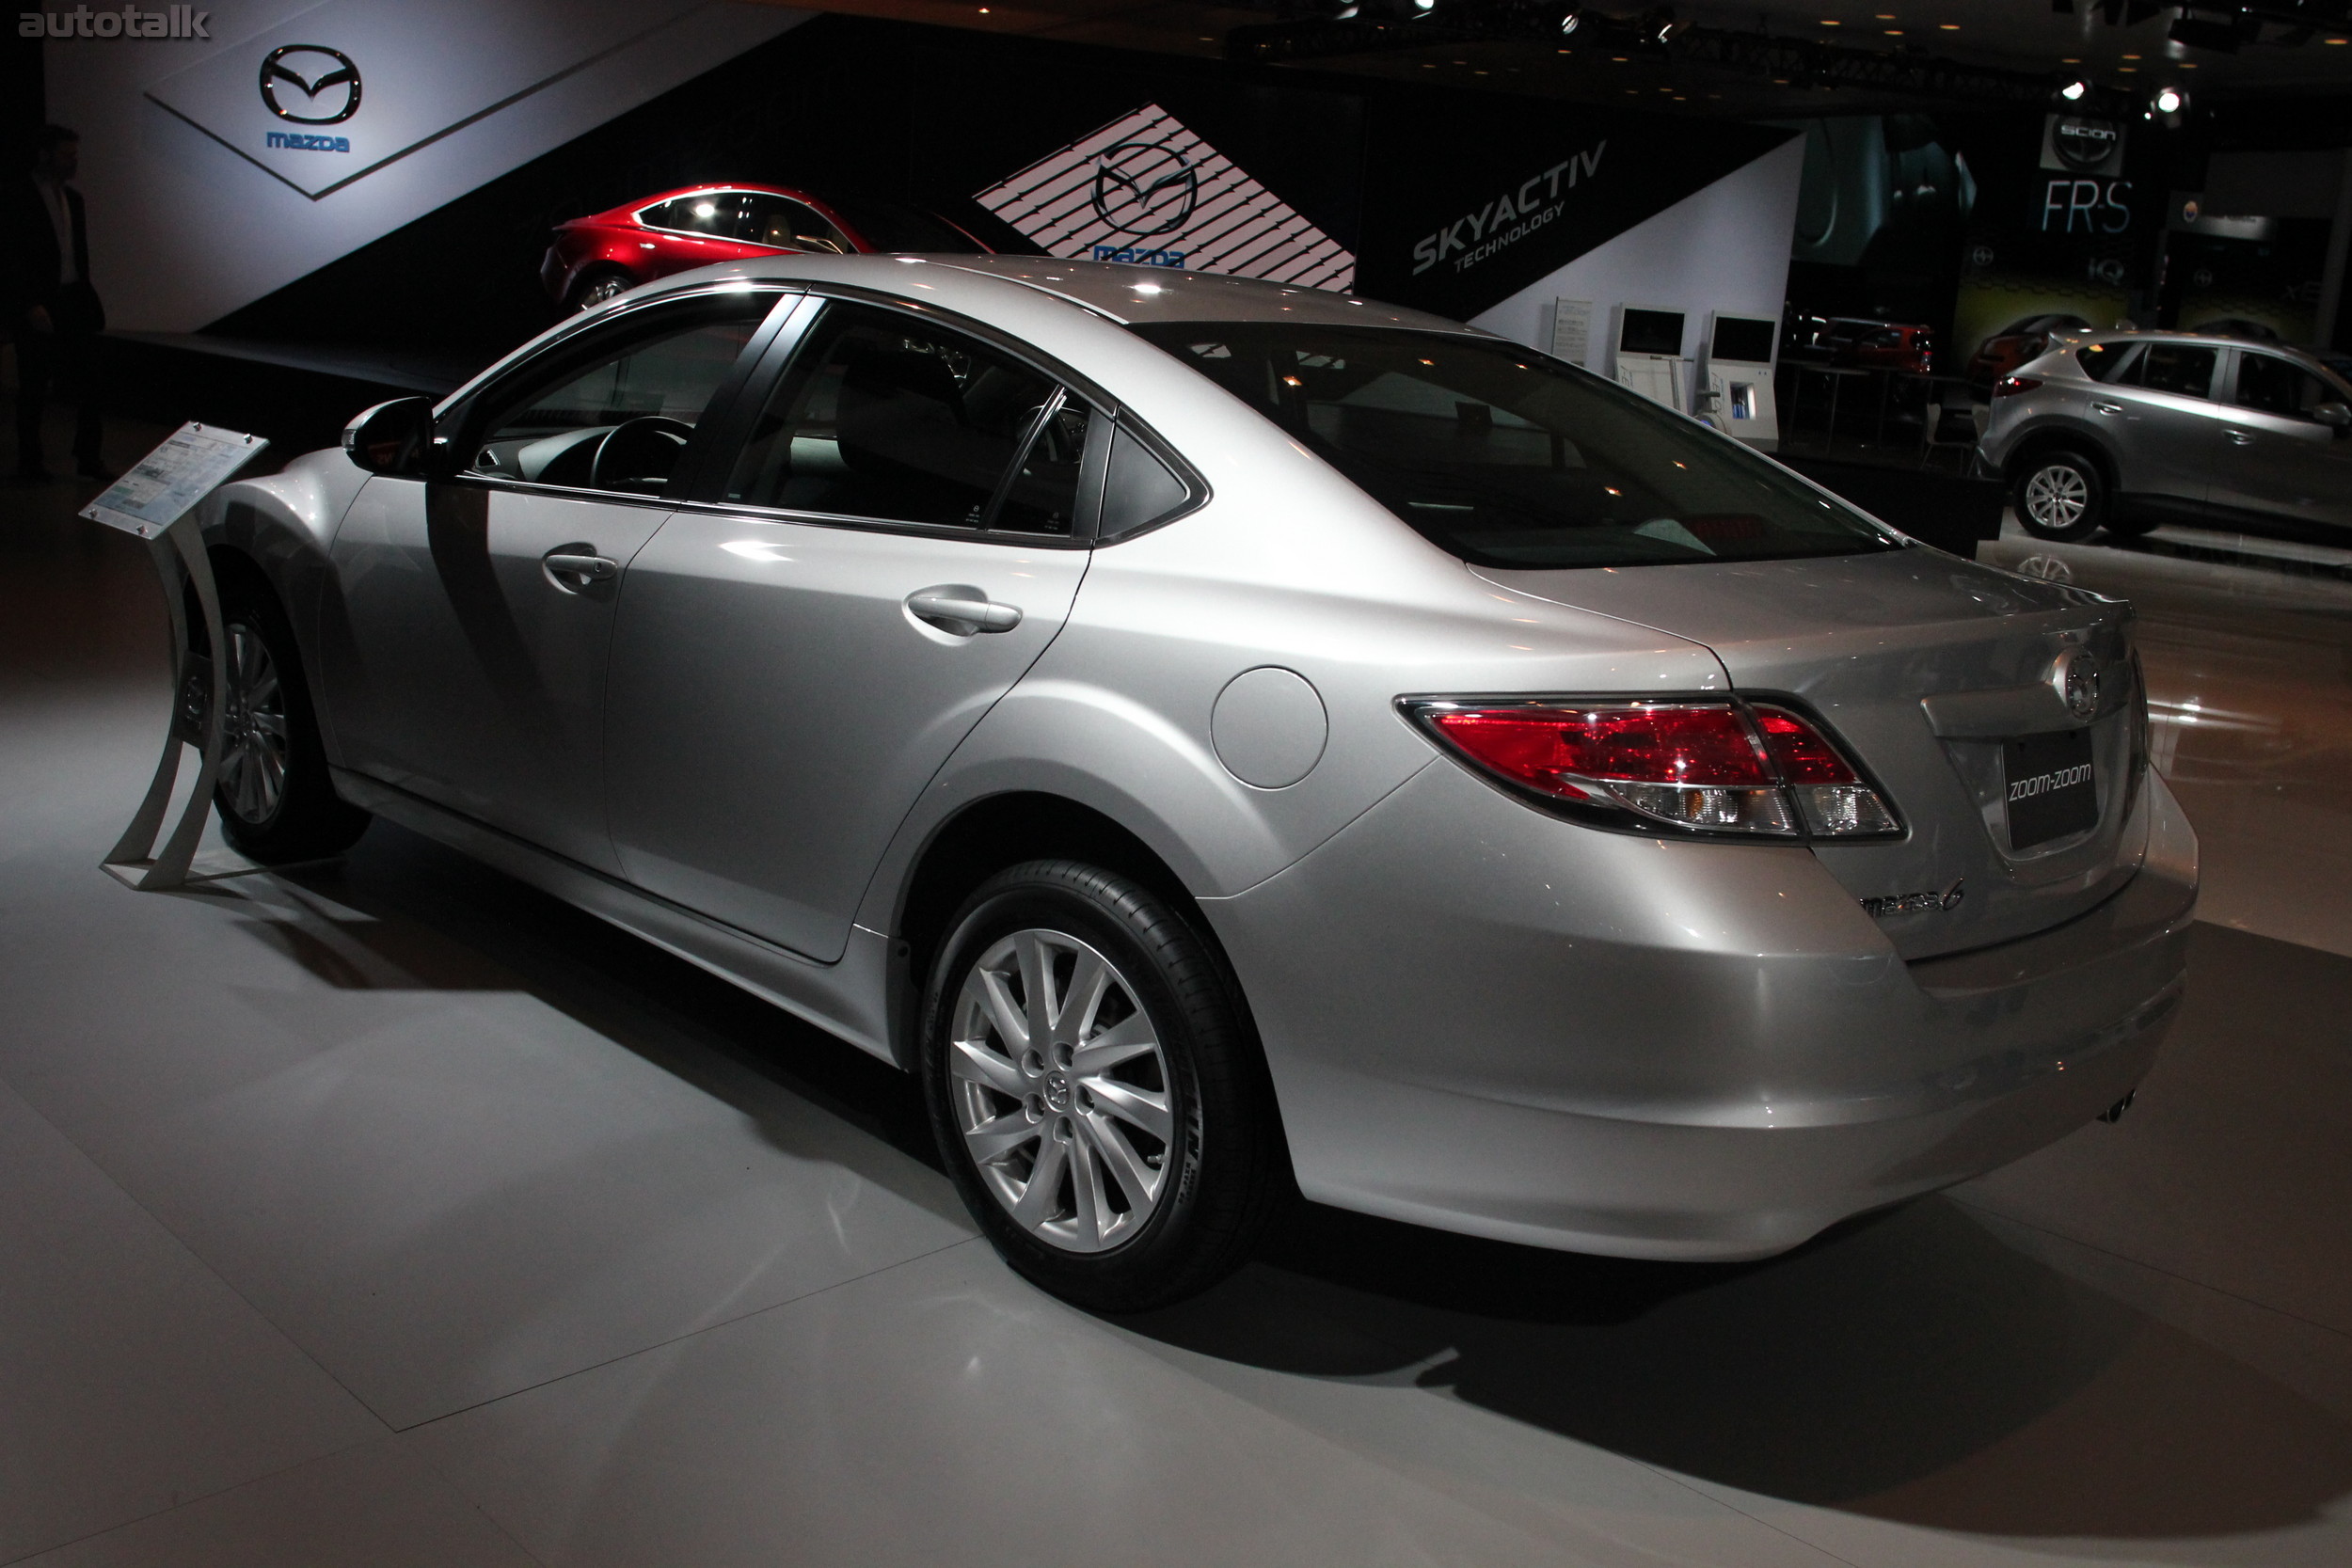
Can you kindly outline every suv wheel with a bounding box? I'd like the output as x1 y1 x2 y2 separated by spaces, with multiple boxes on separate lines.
212 576 372 863
921 861 1283 1311
2015 451 2106 542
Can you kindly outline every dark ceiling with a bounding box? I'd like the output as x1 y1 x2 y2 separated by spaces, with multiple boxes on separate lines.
741 0 2352 121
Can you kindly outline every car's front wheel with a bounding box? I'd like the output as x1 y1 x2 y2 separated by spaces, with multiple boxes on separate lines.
211 576 372 863
921 860 1284 1311
2015 450 2106 542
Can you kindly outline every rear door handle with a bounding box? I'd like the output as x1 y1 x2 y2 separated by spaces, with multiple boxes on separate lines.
2225 430 2256 445
2091 401 2123 416
905 587 1022 635
543 546 618 593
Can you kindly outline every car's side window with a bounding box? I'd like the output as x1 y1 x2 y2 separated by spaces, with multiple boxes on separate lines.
739 195 851 255
1099 424 1199 541
2234 354 2334 420
2076 341 2139 382
465 297 771 496
723 302 1068 530
642 195 737 237
2135 343 2217 399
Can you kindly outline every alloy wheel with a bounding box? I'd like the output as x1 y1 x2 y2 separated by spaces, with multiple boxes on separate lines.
2024 463 2089 531
576 274 628 310
218 621 290 827
946 927 1174 1253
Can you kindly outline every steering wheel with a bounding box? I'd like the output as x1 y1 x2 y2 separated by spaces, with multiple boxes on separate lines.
588 416 694 493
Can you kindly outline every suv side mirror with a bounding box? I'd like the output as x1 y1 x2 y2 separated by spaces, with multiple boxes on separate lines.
342 396 437 476
2312 402 2352 433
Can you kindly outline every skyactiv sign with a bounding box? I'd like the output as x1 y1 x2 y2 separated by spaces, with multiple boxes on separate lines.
1412 142 1605 277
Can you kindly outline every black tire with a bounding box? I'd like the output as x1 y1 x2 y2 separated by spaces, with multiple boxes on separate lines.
565 268 632 313
2013 449 2106 542
921 860 1284 1311
211 573 372 863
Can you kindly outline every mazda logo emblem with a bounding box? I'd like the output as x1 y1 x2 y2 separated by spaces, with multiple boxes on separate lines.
260 45 361 125
2051 116 2117 172
1091 139 1198 237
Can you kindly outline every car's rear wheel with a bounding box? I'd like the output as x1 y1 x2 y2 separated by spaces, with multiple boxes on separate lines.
921 860 1283 1311
566 269 632 312
212 576 372 863
2015 450 2106 542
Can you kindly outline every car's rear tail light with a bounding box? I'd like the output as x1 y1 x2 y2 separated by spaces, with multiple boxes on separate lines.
1408 700 1898 840
1994 375 2042 398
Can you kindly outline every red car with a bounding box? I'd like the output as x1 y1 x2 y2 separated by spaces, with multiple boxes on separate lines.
1965 313 2092 389
540 184 991 312
1828 322 1935 375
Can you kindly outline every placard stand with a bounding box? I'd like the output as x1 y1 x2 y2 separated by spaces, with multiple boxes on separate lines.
81 423 268 892
100 515 230 891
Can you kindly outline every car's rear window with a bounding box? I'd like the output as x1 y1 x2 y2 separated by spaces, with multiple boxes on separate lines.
1129 322 1901 569
2077 341 2138 381
823 197 978 254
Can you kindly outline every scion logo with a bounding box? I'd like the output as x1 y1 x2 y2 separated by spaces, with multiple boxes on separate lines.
1090 140 1197 237
2052 117 2120 171
260 44 360 125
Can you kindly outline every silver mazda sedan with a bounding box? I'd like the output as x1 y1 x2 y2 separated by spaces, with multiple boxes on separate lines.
195 255 2196 1308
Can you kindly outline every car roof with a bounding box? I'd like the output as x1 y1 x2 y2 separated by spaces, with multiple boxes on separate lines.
649 252 1480 333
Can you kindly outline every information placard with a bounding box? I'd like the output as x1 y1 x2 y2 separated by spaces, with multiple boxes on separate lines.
1550 298 1593 366
81 424 267 540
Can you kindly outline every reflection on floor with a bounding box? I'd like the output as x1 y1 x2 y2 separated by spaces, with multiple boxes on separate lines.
2 410 2348 1565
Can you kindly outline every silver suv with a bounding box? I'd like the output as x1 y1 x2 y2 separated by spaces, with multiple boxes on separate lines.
1981 330 2352 541
196 256 2195 1308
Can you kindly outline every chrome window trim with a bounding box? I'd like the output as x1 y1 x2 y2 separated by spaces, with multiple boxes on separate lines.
662 496 1096 551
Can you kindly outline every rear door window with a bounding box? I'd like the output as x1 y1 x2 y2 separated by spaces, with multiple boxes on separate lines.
723 302 1075 531
641 195 739 237
2132 343 2217 398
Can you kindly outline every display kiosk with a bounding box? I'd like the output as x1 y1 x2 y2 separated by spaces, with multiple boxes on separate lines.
1611 306 1691 414
1699 312 1782 451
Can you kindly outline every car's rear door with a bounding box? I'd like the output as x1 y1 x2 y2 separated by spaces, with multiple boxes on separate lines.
602 297 1098 962
2212 349 2352 531
2096 339 2224 510
324 286 792 870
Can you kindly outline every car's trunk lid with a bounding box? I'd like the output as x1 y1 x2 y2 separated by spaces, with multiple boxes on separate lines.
1475 548 2147 959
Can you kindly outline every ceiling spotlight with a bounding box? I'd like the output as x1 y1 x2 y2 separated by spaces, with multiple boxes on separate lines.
1414 0 1436 10
2058 78 2090 102
2153 85 2185 114
1558 8 1581 36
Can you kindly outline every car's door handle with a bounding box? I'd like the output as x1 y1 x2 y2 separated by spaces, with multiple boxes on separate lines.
2091 401 2123 416
543 547 618 592
2224 429 2256 445
905 587 1023 635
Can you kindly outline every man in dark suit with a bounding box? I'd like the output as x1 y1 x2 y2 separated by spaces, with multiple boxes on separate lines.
7 125 108 482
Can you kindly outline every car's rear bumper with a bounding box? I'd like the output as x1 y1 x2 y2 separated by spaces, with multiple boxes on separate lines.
1206 761 2197 1260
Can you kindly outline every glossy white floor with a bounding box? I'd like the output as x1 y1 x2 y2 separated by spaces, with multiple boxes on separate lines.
3 411 2348 1566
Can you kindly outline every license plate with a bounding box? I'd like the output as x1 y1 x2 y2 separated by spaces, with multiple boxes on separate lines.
2005 729 2098 849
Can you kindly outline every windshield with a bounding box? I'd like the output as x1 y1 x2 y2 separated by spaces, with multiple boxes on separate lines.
1130 323 1901 569
823 197 980 254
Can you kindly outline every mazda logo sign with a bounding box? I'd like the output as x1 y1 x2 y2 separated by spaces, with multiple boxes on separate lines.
1090 140 1198 237
2051 116 2118 172
260 45 361 125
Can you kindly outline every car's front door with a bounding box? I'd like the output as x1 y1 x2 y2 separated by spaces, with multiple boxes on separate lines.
603 298 1098 961
2212 349 2352 531
2095 339 2225 511
324 288 787 870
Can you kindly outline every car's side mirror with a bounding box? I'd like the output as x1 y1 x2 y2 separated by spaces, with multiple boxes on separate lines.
342 396 437 476
2312 402 2352 434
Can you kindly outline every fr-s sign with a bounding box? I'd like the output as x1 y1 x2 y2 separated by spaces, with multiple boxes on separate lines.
2041 178 2131 235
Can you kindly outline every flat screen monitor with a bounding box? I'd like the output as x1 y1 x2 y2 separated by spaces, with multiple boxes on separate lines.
1618 308 1685 356
1711 316 1776 365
